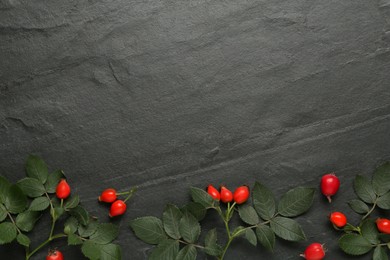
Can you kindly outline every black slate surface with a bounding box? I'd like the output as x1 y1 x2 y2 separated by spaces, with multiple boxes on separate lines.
1 0 390 259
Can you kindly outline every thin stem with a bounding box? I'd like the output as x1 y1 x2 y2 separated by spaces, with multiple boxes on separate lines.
362 200 377 220
25 233 67 260
178 239 205 249
219 237 233 260
124 187 137 202
7 212 22 235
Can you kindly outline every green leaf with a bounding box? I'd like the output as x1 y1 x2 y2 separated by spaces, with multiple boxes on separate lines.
348 199 369 214
25 155 48 184
64 216 79 234
245 228 257 246
64 195 80 210
238 205 259 225
16 233 30 247
354 175 377 204
0 176 11 203
175 245 197 260
4 184 28 214
78 218 98 237
162 204 182 239
81 240 101 260
278 187 315 217
377 192 390 210
15 210 40 232
0 204 7 221
29 196 50 211
45 170 64 193
270 217 306 241
256 225 275 251
181 202 206 221
100 243 122 260
372 162 390 196
179 211 200 243
190 187 214 207
252 182 276 220
17 178 46 198
130 216 166 245
0 222 17 244
205 228 218 246
149 239 179 260
232 226 245 237
373 245 388 260
361 218 380 244
68 232 83 245
90 223 119 244
339 234 372 255
69 206 89 226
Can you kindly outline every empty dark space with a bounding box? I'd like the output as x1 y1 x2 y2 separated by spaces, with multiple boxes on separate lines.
1 0 390 259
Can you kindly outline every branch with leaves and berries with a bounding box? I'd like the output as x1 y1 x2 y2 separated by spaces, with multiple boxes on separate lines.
0 155 135 259
1 155 390 260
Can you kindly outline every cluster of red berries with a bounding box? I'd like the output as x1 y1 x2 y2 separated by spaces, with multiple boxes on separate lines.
207 184 250 204
98 188 136 217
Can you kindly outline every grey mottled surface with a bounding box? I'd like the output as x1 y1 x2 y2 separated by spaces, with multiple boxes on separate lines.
1 0 390 259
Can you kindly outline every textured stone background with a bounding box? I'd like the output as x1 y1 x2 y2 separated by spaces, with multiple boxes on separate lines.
1 0 390 259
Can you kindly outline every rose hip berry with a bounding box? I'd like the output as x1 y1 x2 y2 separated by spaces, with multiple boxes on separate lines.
56 179 71 199
109 200 127 217
46 249 64 260
220 186 233 203
376 218 390 234
99 188 117 203
233 185 250 204
330 212 347 228
321 173 340 203
207 184 220 201
300 243 325 260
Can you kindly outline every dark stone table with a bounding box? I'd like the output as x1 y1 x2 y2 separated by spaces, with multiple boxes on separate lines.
1 0 390 259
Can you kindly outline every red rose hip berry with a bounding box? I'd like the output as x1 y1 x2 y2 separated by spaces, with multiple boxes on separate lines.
233 185 250 204
109 200 127 217
321 173 340 203
330 212 347 228
207 184 220 201
300 243 325 260
56 179 71 199
220 186 233 203
376 218 390 234
99 188 117 203
46 249 64 260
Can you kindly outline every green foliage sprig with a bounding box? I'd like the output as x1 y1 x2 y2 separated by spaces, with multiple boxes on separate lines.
336 163 390 260
0 155 122 259
130 182 315 259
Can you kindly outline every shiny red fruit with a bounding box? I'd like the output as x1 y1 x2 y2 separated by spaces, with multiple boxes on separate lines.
109 200 127 217
99 188 117 203
300 243 325 260
56 179 71 199
46 249 64 260
220 186 233 203
330 212 347 228
207 185 220 201
233 186 250 204
376 218 390 234
321 173 340 203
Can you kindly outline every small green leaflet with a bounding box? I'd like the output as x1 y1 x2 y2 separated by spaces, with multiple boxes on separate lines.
238 205 259 225
25 155 48 184
339 234 372 255
278 187 315 217
252 182 276 220
175 245 197 260
270 217 306 241
179 211 200 243
17 177 46 198
372 162 390 196
373 245 388 260
245 228 257 246
353 175 376 204
348 199 369 214
28 196 50 211
4 184 28 214
0 222 17 244
130 216 166 245
190 187 214 207
149 239 179 260
90 223 119 245
162 204 182 239
15 211 41 232
256 225 275 251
